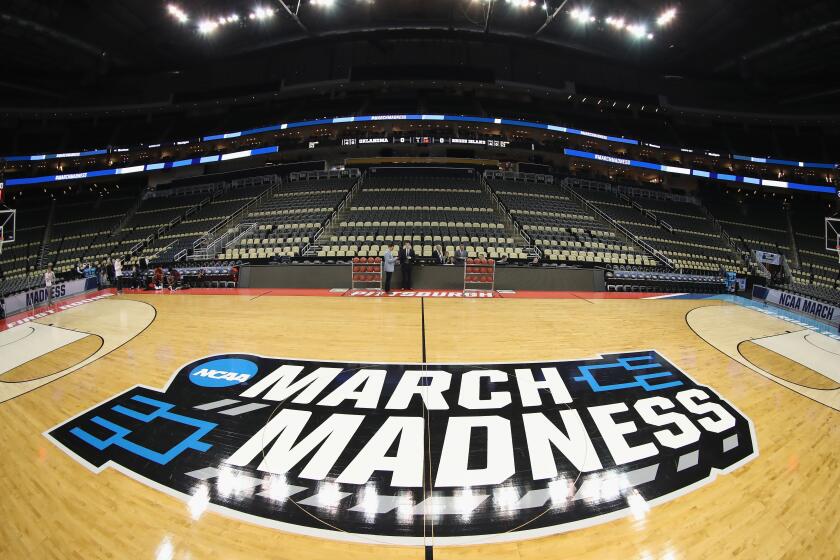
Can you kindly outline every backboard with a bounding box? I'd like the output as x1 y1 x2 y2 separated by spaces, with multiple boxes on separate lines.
0 208 15 246
826 216 840 263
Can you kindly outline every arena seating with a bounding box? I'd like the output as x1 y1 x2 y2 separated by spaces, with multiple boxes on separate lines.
702 190 793 263
107 193 209 260
315 168 529 261
787 201 839 303
781 280 840 306
46 189 142 273
220 175 356 260
139 169 279 262
0 204 49 295
572 181 747 274
0 186 145 297
2 162 835 306
606 268 726 293
486 174 653 266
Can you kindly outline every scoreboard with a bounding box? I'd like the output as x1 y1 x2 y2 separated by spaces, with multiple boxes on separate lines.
342 136 510 147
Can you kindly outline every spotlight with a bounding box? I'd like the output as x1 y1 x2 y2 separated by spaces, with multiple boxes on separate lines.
251 6 275 20
627 23 648 39
570 7 595 23
656 8 677 26
506 0 537 8
198 19 219 34
311 0 336 7
167 4 189 23
605 16 625 29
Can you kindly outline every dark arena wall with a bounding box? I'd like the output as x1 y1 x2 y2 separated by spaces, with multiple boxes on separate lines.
240 264 604 291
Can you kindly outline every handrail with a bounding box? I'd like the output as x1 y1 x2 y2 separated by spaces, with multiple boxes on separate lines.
480 175 533 247
148 239 177 263
125 192 209 262
190 178 281 259
307 173 364 254
699 202 746 269
784 207 800 269
202 177 280 242
561 178 675 270
223 223 258 250
752 252 772 280
780 254 794 284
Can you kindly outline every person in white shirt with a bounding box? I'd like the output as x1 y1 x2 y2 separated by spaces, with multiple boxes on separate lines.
44 264 56 307
113 258 123 293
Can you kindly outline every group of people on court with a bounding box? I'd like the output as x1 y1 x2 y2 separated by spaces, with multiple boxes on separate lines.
382 242 482 292
71 257 130 292
383 242 416 293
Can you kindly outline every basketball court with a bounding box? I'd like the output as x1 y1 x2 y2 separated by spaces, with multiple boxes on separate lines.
1 288 838 559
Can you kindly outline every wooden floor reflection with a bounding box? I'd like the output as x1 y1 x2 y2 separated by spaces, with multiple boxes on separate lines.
0 293 837 559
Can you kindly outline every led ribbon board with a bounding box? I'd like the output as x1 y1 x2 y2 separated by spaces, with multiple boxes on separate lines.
3 149 109 162
563 148 837 194
4 146 279 187
47 351 757 545
5 114 838 171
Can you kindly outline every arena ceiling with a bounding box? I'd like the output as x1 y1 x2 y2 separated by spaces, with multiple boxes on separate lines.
2 0 840 115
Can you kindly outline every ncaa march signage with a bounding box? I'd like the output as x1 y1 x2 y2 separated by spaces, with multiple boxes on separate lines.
46 351 757 544
753 285 840 328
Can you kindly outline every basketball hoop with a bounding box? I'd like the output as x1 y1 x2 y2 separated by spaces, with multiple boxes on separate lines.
826 217 840 265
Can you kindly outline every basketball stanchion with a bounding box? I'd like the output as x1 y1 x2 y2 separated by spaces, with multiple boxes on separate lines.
351 256 383 290
463 256 495 292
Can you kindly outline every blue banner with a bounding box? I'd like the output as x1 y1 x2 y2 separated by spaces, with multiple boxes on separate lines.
562 148 836 195
4 113 838 172
5 146 279 187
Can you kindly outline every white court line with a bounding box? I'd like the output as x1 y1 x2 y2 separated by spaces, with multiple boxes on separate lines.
754 331 840 384
0 323 87 375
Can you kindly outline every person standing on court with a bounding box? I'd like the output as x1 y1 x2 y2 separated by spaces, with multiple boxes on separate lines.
44 264 56 307
113 257 123 293
399 241 416 289
383 243 396 293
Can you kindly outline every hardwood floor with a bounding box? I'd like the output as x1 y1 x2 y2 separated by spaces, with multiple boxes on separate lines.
0 293 836 559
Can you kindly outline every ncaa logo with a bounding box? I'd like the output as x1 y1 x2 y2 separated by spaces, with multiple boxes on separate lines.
189 358 257 387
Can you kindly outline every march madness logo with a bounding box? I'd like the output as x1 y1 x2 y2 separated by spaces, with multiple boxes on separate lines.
46 352 757 544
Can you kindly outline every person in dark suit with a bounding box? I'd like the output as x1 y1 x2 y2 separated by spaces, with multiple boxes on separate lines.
399 241 416 289
454 245 467 264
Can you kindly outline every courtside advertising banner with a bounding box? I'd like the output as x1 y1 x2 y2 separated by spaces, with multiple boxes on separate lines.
2 277 96 315
752 285 840 328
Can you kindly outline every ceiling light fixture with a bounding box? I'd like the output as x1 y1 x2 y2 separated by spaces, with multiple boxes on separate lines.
506 0 538 8
605 16 625 29
656 8 677 27
250 6 275 20
167 4 189 23
198 19 219 34
570 7 595 23
626 23 648 39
